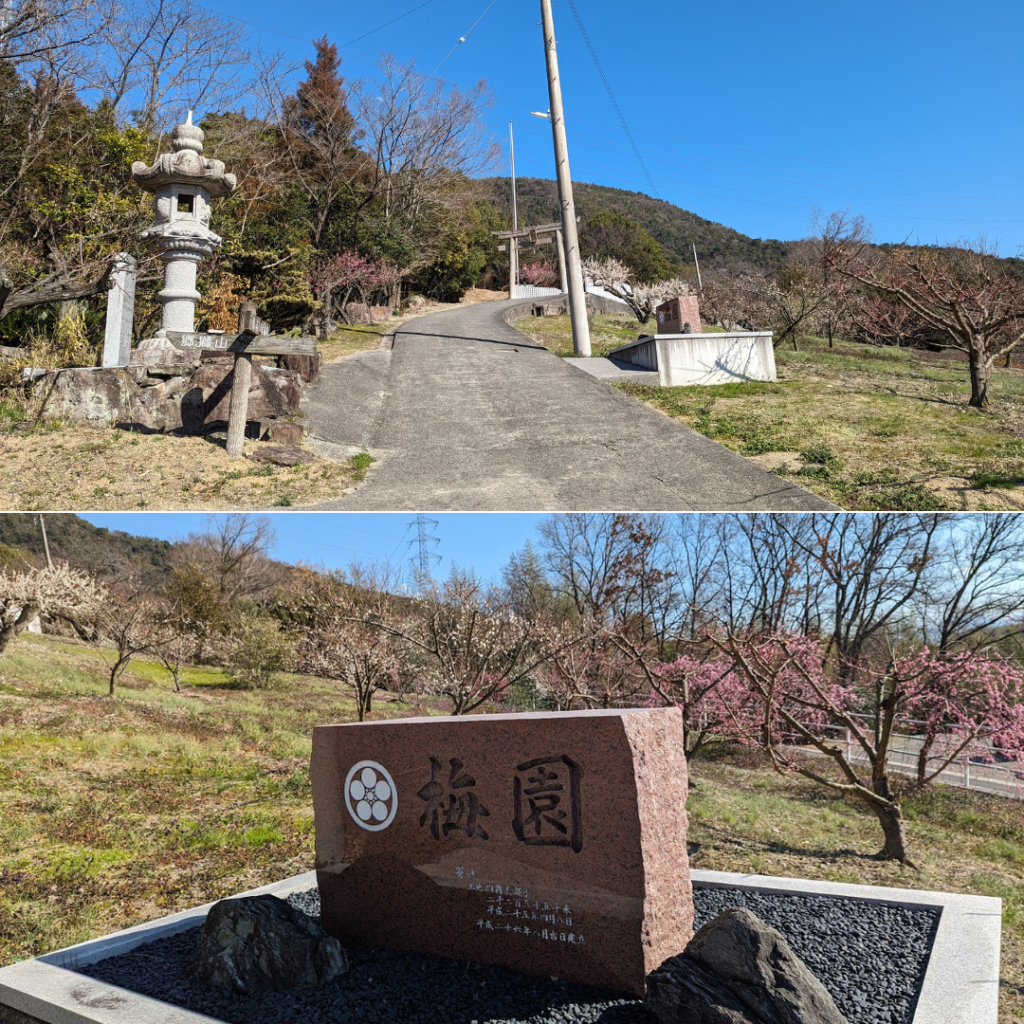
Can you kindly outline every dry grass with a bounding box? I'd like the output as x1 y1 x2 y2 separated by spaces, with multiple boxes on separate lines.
515 312 647 358
688 750 1024 1022
0 427 369 510
0 633 430 964
513 315 1024 511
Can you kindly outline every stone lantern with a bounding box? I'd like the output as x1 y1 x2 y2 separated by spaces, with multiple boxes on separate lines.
131 111 236 338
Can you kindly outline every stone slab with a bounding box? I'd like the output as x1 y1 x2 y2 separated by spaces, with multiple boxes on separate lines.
0 869 1000 1024
563 356 660 385
311 708 693 996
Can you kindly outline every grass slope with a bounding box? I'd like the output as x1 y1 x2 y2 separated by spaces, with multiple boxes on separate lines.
516 314 1024 511
0 634 1020 1021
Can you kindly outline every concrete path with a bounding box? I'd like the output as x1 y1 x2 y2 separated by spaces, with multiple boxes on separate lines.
303 299 835 511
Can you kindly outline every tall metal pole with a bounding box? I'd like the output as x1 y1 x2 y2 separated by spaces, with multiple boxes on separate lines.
692 243 703 298
539 0 590 356
509 120 519 299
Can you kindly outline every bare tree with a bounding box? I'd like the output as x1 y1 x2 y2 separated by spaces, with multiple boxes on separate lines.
96 585 174 695
95 0 251 132
699 267 771 331
170 513 280 607
292 564 402 721
353 54 497 252
854 296 921 348
0 0 100 69
820 211 1024 408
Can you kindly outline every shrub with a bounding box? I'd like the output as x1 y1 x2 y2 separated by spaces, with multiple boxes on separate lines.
224 612 294 689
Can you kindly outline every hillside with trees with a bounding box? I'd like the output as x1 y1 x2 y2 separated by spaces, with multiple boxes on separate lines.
3 510 1024 863
0 513 174 583
479 176 791 273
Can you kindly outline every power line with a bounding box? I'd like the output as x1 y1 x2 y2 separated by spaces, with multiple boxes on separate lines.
342 0 439 48
563 0 659 200
509 153 1024 225
490 119 1021 201
432 0 499 76
407 514 441 583
494 93 1023 181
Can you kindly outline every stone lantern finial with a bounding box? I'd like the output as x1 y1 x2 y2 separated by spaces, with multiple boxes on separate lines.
130 111 237 339
172 110 204 155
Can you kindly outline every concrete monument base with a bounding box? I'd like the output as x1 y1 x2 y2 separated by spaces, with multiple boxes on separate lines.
0 870 1000 1024
609 331 777 387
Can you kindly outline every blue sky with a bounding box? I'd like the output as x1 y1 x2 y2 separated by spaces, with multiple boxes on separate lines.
79 513 545 582
201 0 1021 252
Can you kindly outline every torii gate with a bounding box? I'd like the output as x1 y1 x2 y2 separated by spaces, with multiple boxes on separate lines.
492 220 569 299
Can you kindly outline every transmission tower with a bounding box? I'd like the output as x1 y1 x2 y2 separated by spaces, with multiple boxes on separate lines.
406 514 440 587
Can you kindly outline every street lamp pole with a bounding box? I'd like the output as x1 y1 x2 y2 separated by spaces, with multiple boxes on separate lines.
538 0 590 356
509 119 519 299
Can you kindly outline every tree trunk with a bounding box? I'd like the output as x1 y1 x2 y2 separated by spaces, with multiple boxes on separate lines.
865 797 911 862
968 349 991 409
0 601 40 655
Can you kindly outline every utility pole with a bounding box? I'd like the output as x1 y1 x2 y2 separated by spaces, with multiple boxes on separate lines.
539 0 591 356
509 120 519 300
692 243 703 298
37 515 53 569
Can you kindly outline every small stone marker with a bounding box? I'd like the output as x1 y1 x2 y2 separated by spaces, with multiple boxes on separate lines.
311 708 693 996
656 295 702 335
101 252 136 368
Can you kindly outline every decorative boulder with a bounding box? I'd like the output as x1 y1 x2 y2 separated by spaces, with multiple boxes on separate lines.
344 302 372 324
645 907 849 1024
185 895 347 994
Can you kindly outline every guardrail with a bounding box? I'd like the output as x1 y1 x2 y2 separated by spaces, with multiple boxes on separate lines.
783 722 1024 801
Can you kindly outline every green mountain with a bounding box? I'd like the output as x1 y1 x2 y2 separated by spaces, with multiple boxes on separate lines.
478 177 791 272
0 514 175 586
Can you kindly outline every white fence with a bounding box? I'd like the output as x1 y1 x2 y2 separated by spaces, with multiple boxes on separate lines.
785 717 1024 801
511 284 562 299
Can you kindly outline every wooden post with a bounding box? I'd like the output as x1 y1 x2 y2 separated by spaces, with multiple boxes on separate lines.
226 302 256 458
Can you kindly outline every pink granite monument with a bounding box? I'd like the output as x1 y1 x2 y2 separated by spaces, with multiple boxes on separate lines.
311 708 693 995
656 295 702 334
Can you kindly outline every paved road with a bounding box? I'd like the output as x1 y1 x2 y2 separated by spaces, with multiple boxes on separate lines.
302 299 835 511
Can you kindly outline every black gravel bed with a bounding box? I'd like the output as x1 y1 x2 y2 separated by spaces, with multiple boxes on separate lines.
76 884 939 1024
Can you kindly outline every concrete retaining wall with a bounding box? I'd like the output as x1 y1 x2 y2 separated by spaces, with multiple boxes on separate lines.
502 293 630 326
611 331 776 387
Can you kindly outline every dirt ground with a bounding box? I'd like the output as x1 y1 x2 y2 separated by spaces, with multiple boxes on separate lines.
0 427 370 510
0 293 511 511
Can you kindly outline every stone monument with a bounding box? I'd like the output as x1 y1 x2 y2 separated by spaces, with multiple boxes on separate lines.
656 295 702 335
311 708 693 996
131 111 236 357
101 252 136 368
